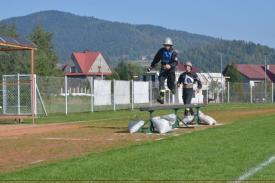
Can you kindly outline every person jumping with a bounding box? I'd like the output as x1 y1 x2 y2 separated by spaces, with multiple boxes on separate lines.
148 37 178 104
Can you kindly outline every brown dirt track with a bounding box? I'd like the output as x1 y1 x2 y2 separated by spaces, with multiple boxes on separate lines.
0 107 275 172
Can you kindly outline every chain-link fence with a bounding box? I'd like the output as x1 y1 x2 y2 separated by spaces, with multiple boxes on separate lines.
1 75 275 117
36 77 153 115
1 74 32 115
67 77 91 113
36 76 65 114
206 82 274 104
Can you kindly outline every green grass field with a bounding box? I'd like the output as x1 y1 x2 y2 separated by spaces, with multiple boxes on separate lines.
26 103 275 124
1 103 275 182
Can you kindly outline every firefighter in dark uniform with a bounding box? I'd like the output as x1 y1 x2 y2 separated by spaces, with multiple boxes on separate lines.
148 37 178 104
177 61 202 116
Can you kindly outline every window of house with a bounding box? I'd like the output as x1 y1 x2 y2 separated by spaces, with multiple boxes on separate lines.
71 66 76 73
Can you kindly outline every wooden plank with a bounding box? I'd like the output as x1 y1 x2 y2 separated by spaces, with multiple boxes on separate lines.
0 42 34 50
140 104 205 111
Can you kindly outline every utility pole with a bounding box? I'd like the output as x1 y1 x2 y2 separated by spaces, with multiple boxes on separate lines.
264 55 267 100
220 53 223 103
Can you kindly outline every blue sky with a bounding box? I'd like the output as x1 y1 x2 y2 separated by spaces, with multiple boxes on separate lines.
0 0 274 48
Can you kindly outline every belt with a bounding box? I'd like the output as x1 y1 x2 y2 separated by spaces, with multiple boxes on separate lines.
182 84 193 89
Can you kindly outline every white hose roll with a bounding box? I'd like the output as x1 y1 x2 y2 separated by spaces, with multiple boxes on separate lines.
128 120 145 133
152 117 173 134
161 114 177 126
182 115 194 124
199 115 216 125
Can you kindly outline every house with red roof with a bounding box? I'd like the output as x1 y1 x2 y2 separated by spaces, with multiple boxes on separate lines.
224 64 275 84
65 51 112 78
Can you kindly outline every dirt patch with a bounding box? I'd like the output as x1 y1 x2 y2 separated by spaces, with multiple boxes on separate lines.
0 123 82 137
206 107 275 124
0 107 274 172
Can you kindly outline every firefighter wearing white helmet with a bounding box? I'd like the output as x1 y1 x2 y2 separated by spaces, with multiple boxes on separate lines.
148 37 178 104
177 61 202 119
185 61 192 68
163 37 173 46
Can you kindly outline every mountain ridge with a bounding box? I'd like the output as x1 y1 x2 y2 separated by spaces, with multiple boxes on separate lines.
1 10 274 71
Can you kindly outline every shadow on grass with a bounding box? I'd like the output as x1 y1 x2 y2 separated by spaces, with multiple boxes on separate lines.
0 121 18 125
81 125 129 133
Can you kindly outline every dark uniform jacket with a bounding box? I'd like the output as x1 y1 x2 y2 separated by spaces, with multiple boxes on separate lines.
177 72 202 89
150 47 178 72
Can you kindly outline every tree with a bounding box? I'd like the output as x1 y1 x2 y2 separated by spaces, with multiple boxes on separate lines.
224 63 242 82
0 23 30 75
28 26 62 76
0 23 18 37
223 63 245 101
105 70 120 80
115 60 145 80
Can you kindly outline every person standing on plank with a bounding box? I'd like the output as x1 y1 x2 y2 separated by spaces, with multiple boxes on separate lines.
147 37 178 104
177 61 202 116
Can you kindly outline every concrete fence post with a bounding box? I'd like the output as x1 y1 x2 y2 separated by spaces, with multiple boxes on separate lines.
250 85 253 104
113 79 116 111
90 77 94 112
131 80 134 111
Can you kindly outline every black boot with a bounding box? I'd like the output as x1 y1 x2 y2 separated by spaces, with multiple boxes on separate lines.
171 89 176 95
190 108 194 115
184 108 190 116
157 91 165 104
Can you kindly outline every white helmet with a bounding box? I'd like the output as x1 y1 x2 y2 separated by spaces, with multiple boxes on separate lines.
163 37 173 46
185 61 192 68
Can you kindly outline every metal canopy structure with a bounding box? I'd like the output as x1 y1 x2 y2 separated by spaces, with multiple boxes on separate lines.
0 35 36 123
0 36 35 51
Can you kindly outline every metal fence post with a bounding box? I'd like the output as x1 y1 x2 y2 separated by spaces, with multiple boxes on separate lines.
113 79 116 111
206 84 209 104
149 80 152 106
227 81 230 103
2 77 6 114
34 74 37 115
131 80 134 111
65 75 68 115
17 73 20 115
272 82 274 103
90 77 94 112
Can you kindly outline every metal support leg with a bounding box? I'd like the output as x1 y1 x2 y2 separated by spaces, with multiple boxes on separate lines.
174 108 193 128
147 110 154 133
139 110 154 133
194 107 200 125
173 109 180 128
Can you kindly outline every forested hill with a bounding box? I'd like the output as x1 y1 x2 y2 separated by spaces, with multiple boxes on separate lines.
1 10 275 71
